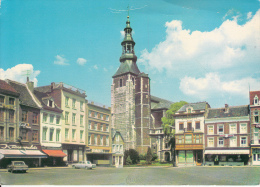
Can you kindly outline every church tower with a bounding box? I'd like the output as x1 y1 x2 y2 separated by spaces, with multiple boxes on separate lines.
111 15 151 154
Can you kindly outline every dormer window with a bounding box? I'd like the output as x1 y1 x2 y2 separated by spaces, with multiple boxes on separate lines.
49 100 53 107
254 95 259 105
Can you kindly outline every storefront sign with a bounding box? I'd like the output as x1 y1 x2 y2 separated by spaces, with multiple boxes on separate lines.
92 149 103 153
0 144 38 150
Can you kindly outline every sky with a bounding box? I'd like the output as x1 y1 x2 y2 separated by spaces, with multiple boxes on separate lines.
0 0 260 108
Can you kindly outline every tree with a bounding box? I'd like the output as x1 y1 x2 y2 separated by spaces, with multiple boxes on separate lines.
125 156 132 165
128 149 140 164
161 101 188 165
146 147 152 164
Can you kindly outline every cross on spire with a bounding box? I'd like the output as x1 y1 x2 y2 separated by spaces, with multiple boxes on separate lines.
127 5 130 16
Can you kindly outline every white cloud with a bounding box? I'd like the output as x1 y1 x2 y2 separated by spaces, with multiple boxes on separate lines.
247 12 252 19
139 9 260 77
0 64 40 86
103 68 108 72
180 73 260 100
120 31 125 39
93 65 98 70
54 55 69 65
77 58 87 66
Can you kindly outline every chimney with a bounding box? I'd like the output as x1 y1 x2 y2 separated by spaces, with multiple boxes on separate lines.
26 81 34 92
51 82 55 92
224 104 229 113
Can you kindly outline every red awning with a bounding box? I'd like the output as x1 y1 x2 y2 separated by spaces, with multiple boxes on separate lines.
42 150 67 157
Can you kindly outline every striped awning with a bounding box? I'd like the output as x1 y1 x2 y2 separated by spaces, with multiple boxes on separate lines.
0 149 47 159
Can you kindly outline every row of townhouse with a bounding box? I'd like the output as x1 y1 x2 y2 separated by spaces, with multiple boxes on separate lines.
0 79 124 168
174 90 260 166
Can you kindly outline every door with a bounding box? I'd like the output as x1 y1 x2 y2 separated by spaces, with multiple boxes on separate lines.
196 150 202 166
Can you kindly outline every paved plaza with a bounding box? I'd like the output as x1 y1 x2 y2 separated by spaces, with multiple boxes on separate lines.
0 166 259 185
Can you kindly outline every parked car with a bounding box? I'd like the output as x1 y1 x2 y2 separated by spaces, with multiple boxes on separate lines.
72 161 96 169
7 161 29 173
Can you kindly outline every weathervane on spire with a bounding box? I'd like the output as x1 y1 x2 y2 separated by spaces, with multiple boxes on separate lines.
127 5 130 16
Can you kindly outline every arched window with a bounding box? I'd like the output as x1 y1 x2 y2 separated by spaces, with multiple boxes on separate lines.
254 95 259 105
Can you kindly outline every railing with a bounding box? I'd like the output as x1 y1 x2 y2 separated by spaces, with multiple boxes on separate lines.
184 127 194 132
55 82 86 95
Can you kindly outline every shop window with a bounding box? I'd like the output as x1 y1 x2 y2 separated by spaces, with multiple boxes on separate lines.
9 110 14 123
22 110 28 122
179 123 184 131
9 98 15 105
208 125 214 135
32 112 38 124
32 130 38 142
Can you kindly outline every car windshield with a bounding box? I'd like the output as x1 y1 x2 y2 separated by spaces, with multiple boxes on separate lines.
14 162 25 165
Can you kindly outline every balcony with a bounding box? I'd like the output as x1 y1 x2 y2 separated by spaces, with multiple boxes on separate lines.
149 129 164 136
184 127 194 132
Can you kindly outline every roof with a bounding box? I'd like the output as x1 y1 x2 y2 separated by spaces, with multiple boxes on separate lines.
7 80 41 109
151 95 174 110
250 91 260 105
34 85 51 93
113 60 140 78
112 131 124 142
178 102 208 112
0 79 19 97
207 105 249 119
34 90 63 113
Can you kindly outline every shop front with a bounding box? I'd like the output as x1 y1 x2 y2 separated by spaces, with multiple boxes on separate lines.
41 149 67 166
0 145 47 168
204 149 250 166
176 150 203 166
251 147 260 165
86 147 112 166
62 144 85 164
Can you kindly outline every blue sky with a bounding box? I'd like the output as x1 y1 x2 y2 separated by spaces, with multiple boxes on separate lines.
1 0 260 108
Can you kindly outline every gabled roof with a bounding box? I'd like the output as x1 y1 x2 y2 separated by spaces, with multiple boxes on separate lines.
7 80 41 109
34 85 51 93
178 102 209 112
113 61 140 78
112 131 124 142
151 95 174 110
207 105 249 119
250 91 260 105
34 90 62 113
0 79 19 97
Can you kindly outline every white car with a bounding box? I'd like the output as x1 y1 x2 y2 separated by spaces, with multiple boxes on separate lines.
72 161 96 169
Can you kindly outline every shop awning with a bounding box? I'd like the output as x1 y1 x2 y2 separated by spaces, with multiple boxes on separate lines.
0 149 47 159
204 150 250 155
42 150 67 157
